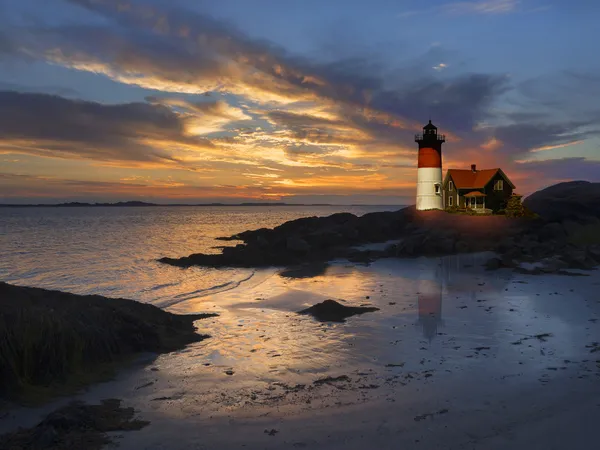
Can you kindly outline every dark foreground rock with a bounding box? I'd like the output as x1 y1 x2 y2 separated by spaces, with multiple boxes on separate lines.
298 299 379 322
0 282 217 403
0 398 148 450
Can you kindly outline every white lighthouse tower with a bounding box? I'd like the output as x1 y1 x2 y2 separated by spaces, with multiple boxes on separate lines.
415 120 445 210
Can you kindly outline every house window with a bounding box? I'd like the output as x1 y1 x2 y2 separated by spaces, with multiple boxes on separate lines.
435 184 440 194
449 181 454 191
494 180 504 191
449 196 453 206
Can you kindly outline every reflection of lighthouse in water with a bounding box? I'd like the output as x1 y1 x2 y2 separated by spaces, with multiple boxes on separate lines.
416 257 452 342
418 286 443 342
416 255 512 341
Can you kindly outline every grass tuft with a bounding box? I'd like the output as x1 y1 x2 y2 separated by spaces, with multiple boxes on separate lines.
0 282 217 404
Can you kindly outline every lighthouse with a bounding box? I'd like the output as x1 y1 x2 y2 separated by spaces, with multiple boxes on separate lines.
415 120 445 210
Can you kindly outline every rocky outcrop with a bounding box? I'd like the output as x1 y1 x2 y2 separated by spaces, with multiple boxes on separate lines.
159 207 533 268
298 300 379 322
159 182 600 275
523 181 600 223
159 208 417 268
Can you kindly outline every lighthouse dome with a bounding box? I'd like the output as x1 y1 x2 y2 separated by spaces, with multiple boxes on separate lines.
423 120 437 130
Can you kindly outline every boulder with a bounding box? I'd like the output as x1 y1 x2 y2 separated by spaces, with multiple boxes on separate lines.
298 299 379 322
523 181 600 222
279 263 329 279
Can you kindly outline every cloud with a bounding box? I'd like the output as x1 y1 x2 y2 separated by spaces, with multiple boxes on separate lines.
397 0 521 19
0 90 218 168
145 96 252 134
513 158 600 191
1 0 511 136
444 0 520 15
0 172 260 200
529 140 585 153
0 170 414 203
492 121 599 155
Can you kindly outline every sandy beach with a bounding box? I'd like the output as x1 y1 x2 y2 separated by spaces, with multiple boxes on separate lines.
3 252 599 449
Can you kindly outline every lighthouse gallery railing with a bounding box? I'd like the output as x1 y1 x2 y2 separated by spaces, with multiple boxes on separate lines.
415 134 446 142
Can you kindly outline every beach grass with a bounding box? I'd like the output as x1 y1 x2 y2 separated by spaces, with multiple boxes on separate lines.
0 282 216 405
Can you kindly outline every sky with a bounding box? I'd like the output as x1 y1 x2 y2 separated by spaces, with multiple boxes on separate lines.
0 0 599 205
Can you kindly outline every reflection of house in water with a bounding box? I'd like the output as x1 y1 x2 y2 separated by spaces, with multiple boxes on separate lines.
416 254 512 342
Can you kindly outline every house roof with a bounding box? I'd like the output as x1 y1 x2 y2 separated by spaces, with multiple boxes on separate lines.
445 168 515 190
463 191 487 197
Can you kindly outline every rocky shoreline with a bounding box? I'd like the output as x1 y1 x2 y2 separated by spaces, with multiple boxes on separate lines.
159 181 600 275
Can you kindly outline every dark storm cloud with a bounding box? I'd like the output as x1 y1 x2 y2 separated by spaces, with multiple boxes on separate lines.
0 90 212 165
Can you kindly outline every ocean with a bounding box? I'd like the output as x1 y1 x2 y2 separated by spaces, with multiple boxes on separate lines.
0 205 403 305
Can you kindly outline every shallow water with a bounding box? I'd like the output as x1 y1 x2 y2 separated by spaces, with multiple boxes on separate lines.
2 237 600 448
91 253 600 427
0 205 400 302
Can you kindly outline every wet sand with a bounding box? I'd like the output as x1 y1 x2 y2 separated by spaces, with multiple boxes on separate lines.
2 253 600 449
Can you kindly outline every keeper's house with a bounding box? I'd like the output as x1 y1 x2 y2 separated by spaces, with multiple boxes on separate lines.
443 164 515 213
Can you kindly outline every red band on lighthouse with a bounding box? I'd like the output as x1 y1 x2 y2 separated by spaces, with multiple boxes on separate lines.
418 148 441 168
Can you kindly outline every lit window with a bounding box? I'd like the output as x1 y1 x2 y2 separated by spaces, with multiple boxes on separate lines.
494 180 504 191
449 181 454 191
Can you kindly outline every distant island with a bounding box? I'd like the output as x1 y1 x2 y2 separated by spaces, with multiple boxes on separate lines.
0 201 403 208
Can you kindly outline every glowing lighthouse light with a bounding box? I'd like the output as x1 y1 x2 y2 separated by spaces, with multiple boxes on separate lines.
415 120 445 210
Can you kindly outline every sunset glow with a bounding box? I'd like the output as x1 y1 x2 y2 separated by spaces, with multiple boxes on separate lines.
1 0 599 204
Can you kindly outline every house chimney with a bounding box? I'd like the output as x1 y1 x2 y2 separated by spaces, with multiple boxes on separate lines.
471 164 477 172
